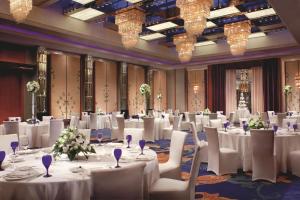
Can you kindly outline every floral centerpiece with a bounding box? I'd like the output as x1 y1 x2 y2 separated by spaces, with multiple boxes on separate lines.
283 85 292 95
26 80 40 93
248 117 264 129
52 128 96 161
140 83 151 114
26 81 40 124
203 108 211 115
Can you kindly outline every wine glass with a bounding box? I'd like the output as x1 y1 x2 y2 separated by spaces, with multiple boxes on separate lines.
287 121 291 131
114 148 122 168
126 135 132 148
266 120 270 129
293 124 298 132
42 155 52 177
10 141 19 155
21 137 29 150
223 122 228 132
139 140 146 155
273 125 278 135
0 151 6 171
97 133 103 146
243 124 248 135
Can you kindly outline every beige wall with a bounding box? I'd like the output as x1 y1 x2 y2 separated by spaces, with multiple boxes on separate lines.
95 60 118 113
285 60 300 111
153 70 167 111
166 70 176 110
187 70 205 112
175 69 187 112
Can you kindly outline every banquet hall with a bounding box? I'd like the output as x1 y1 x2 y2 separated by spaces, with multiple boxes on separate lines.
1 0 300 199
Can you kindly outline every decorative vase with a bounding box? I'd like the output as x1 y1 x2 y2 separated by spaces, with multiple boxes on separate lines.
31 93 37 124
144 96 150 115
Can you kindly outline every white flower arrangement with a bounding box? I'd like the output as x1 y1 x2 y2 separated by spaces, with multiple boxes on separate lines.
203 108 211 115
52 128 95 161
157 93 162 100
26 81 40 93
248 117 264 129
283 85 292 96
140 83 151 96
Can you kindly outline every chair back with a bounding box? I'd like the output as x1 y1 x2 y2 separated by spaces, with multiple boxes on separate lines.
190 122 200 145
188 145 202 199
91 162 146 200
205 127 220 166
209 119 222 128
267 111 275 119
90 113 97 129
184 112 190 122
208 113 218 120
148 110 154 117
169 131 188 165
111 112 119 128
49 119 64 146
188 113 196 124
277 113 286 127
3 121 19 135
173 114 183 130
8 117 21 122
42 116 53 123
251 129 274 158
228 113 234 124
69 116 79 129
143 117 155 141
0 134 18 154
116 116 125 139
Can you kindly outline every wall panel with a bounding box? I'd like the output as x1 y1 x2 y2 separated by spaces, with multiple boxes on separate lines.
285 61 300 111
187 70 205 112
153 70 167 111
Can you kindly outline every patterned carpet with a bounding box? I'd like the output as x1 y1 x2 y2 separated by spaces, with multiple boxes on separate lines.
93 129 300 200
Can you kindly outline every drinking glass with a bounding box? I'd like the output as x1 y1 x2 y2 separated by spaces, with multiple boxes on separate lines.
10 141 19 155
243 124 248 135
287 121 291 130
126 135 132 148
42 155 52 177
139 140 146 155
0 151 6 171
97 133 103 146
293 124 298 132
114 148 122 168
273 125 278 135
223 122 228 132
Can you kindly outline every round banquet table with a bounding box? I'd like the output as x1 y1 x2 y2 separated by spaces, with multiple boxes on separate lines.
0 144 159 200
218 128 300 172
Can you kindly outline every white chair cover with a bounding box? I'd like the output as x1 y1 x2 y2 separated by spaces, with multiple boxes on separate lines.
111 116 125 141
250 129 277 183
48 119 64 146
190 122 208 163
205 127 239 175
159 130 188 179
208 113 218 120
150 146 202 200
70 116 79 129
143 117 155 142
188 113 196 124
77 129 91 143
162 114 183 140
89 113 97 130
209 119 222 129
111 112 120 128
277 113 286 127
289 150 300 177
42 116 53 123
91 162 146 200
0 134 18 154
184 112 190 122
267 111 275 119
3 121 19 135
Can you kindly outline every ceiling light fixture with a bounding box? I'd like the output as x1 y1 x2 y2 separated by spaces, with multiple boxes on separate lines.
245 8 276 20
146 22 178 31
72 0 95 5
173 33 196 63
248 32 266 39
208 6 240 19
224 20 251 56
69 8 104 21
194 41 216 47
9 0 32 23
176 0 212 36
115 7 145 49
140 33 166 41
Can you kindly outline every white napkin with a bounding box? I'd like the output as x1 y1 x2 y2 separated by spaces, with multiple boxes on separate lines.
3 167 42 181
136 154 155 161
228 129 243 135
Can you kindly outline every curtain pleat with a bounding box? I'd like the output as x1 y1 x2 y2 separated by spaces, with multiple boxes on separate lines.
225 69 237 117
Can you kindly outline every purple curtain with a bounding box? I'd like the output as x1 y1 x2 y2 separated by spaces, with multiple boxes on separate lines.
209 65 226 113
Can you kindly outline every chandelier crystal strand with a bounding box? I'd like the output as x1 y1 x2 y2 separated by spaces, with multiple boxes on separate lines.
115 7 145 49
174 33 196 63
9 0 32 23
176 0 212 36
224 20 251 56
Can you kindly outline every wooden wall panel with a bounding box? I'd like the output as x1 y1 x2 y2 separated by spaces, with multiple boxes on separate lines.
285 61 300 111
153 70 167 111
128 65 145 115
187 70 206 112
95 60 117 113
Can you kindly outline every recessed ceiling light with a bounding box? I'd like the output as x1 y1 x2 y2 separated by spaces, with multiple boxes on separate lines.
140 33 166 41
72 0 94 5
146 22 178 31
69 8 104 21
206 21 216 28
126 0 143 3
194 41 216 47
248 32 266 39
245 8 276 19
208 6 240 19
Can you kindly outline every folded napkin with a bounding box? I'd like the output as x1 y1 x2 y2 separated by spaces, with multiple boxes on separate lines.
228 129 243 135
3 167 42 181
136 154 154 161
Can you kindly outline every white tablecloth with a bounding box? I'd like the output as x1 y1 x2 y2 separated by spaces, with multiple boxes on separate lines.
196 115 227 126
218 128 300 172
19 122 49 148
0 144 159 200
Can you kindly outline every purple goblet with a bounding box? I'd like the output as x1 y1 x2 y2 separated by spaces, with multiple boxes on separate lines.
223 122 228 132
273 125 278 134
139 140 146 155
293 124 298 132
287 121 291 129
243 124 248 135
42 155 52 177
126 135 132 148
97 133 103 146
10 141 19 155
0 151 6 171
114 148 122 168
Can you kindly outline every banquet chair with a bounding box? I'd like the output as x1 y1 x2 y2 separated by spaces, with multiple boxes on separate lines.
209 119 222 129
148 110 154 117
42 116 53 123
48 119 64 146
184 112 190 122
90 113 98 130
267 111 275 119
181 112 191 131
111 116 125 141
188 113 196 124
8 117 22 122
277 113 287 127
149 145 201 200
0 134 18 154
208 113 218 120
250 129 277 183
69 116 80 129
190 122 208 163
159 130 188 180
162 114 183 140
143 117 155 142
78 120 87 129
228 113 234 124
205 127 239 175
111 112 119 128
289 150 300 177
91 162 146 200
77 129 91 143
3 121 19 135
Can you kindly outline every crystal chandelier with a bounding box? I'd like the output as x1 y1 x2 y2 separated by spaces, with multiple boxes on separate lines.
173 33 196 63
176 0 212 36
115 7 145 49
224 20 251 56
9 0 32 23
